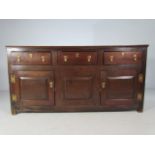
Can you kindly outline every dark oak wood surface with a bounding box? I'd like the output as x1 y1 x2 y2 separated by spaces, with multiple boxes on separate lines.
7 45 148 114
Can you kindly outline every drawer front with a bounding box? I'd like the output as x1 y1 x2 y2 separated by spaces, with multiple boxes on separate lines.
11 52 52 65
58 52 97 65
103 51 143 65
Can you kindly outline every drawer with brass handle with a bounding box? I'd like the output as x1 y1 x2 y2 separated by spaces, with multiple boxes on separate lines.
11 51 52 65
103 51 143 65
58 51 97 65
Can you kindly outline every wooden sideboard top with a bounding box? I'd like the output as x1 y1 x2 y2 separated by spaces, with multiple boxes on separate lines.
6 45 149 48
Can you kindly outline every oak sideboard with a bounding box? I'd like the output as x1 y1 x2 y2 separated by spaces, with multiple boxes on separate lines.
7 45 148 114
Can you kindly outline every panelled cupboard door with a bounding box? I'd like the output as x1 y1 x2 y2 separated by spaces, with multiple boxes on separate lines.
56 67 99 106
101 68 139 109
12 71 54 107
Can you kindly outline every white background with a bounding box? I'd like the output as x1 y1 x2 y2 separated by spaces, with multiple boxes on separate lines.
0 19 155 91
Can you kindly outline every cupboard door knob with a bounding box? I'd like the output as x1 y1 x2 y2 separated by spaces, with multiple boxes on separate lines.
101 82 106 89
87 55 91 62
41 56 45 62
110 56 114 62
17 55 20 63
133 54 137 61
64 56 68 62
49 81 54 88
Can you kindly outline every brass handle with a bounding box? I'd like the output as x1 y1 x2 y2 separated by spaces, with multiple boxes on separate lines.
17 55 20 63
11 74 16 84
110 56 114 62
49 81 54 88
101 82 106 89
41 56 45 62
133 54 137 61
64 55 68 62
12 94 17 102
29 53 33 59
87 55 91 62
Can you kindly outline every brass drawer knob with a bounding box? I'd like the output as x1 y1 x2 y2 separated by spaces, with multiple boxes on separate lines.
64 55 68 62
101 82 106 89
17 55 20 63
133 54 137 61
41 56 45 62
87 55 91 62
110 55 114 62
49 81 54 88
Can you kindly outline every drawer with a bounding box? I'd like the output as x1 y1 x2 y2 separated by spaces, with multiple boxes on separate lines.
58 51 97 65
11 51 52 65
103 51 143 65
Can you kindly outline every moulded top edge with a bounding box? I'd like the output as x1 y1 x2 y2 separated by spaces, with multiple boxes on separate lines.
6 45 149 48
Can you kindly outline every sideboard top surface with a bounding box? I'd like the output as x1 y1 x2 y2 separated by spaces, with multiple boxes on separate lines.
6 45 149 48
6 45 149 53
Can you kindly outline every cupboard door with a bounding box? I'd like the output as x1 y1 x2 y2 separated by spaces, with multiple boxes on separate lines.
101 68 139 109
56 67 99 106
12 71 54 107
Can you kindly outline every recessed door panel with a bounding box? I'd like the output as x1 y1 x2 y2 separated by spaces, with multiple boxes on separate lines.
64 76 93 100
56 67 99 106
14 71 54 107
101 68 138 108
107 76 135 99
20 78 48 100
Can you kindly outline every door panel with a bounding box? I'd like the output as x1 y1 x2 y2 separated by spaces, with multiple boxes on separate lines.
14 71 54 106
107 76 135 99
20 78 48 100
56 67 99 106
64 76 93 99
101 68 138 108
